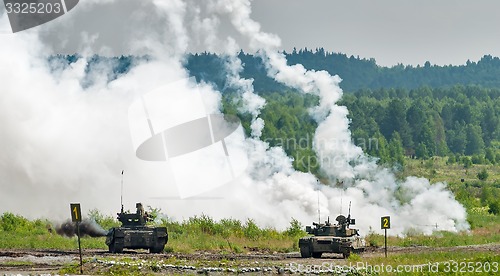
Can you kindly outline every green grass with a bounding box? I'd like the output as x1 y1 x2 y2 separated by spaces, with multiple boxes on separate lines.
58 250 500 276
0 231 107 250
159 216 303 253
0 160 498 257
402 157 500 184
365 210 500 248
0 212 305 253
362 251 500 275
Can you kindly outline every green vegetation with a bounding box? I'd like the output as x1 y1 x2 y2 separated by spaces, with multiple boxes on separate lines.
12 51 500 275
186 50 500 92
364 252 500 275
341 87 499 163
0 212 105 249
57 51 500 92
57 53 500 175
0 212 305 253
150 215 305 253
222 85 499 177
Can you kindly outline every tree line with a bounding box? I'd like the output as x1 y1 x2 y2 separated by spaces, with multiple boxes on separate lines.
51 54 499 170
341 86 499 165
187 50 500 92
53 51 500 93
223 85 499 172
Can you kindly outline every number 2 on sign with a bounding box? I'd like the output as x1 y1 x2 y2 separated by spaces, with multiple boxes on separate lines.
381 216 390 229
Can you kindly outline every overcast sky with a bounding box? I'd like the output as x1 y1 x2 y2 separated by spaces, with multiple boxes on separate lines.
252 0 500 66
3 0 500 66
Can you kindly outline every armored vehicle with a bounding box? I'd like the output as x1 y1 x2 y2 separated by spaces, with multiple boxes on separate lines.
106 203 168 253
299 207 365 258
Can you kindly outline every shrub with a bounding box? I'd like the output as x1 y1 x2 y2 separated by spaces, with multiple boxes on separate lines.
87 209 119 230
243 219 261 240
446 154 456 164
0 213 30 232
477 169 489 181
485 148 496 164
462 157 472 168
285 218 305 237
471 155 485 164
488 201 500 215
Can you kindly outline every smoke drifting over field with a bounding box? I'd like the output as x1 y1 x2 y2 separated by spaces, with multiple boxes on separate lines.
56 219 107 237
0 0 468 235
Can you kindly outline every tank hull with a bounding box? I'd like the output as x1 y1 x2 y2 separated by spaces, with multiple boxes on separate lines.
106 226 168 253
299 235 365 258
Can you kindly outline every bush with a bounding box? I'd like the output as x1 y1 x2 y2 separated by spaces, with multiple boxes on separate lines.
243 219 261 240
462 157 473 168
285 218 305 237
477 169 489 181
485 148 496 164
87 209 118 230
446 154 456 164
472 155 485 164
186 214 219 235
0 213 30 232
488 201 500 215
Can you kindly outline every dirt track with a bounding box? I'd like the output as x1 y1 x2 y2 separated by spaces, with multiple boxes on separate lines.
0 243 499 275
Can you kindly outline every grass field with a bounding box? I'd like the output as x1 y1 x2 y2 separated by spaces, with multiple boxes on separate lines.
402 157 500 184
0 158 499 253
0 159 499 275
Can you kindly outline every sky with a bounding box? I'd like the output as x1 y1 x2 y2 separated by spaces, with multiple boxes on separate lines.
2 0 500 66
251 0 500 66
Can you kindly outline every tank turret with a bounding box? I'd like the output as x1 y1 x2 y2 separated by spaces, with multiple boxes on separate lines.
116 202 153 227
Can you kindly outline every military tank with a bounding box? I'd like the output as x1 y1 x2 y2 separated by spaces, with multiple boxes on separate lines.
299 205 365 258
106 203 168 253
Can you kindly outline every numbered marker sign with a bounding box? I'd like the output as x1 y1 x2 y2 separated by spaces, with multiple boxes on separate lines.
70 203 82 222
381 216 390 229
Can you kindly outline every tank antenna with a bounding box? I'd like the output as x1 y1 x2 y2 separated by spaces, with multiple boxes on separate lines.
120 170 124 213
316 179 321 224
317 190 320 224
340 189 343 215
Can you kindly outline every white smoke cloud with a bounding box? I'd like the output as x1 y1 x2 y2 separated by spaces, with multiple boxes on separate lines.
207 0 469 234
0 0 468 235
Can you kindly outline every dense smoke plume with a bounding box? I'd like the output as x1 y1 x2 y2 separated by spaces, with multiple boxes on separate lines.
0 0 469 235
56 219 107 238
204 0 469 234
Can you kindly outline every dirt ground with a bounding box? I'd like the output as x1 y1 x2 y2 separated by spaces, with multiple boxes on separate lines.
0 243 499 275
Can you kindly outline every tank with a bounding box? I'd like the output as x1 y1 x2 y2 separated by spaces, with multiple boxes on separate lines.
106 203 168 253
299 212 365 258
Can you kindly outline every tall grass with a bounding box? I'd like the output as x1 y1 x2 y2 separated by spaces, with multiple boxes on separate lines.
159 215 305 253
1 164 499 253
0 211 306 253
0 212 106 249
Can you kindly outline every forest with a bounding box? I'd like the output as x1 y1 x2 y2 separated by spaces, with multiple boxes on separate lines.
222 86 499 174
186 49 500 92
52 51 500 172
